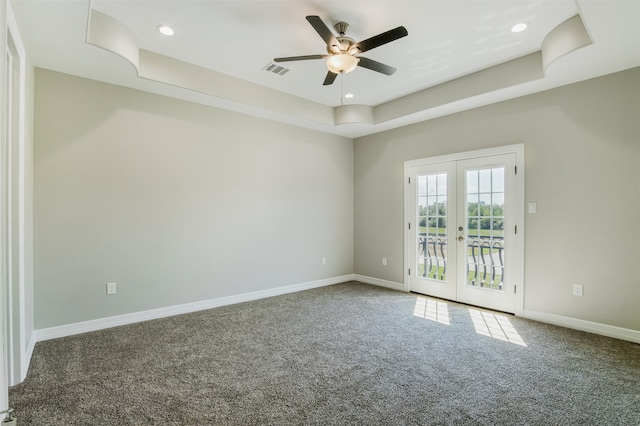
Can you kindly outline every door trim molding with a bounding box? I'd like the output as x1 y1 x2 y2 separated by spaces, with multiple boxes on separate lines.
404 144 525 316
5 2 30 385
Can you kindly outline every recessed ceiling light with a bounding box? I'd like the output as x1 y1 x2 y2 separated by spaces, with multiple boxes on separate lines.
344 93 354 99
511 23 528 33
156 25 174 36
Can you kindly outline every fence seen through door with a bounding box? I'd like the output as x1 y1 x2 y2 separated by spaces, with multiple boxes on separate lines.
418 235 504 289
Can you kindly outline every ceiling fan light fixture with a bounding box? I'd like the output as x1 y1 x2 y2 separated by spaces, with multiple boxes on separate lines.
327 53 359 74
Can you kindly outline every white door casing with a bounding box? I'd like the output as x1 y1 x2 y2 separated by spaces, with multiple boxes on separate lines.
405 145 524 315
0 0 10 412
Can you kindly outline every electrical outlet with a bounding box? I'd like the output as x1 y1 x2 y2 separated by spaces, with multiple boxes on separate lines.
572 284 583 296
321 257 327 266
106 282 117 295
382 257 387 266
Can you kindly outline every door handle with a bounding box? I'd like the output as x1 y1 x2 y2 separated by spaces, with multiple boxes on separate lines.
458 236 464 242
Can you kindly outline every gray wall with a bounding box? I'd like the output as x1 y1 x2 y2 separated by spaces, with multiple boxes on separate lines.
354 68 640 331
34 67 640 332
34 69 353 329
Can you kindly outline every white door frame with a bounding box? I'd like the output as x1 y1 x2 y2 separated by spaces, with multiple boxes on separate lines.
404 144 525 316
6 9 28 385
2 1 29 406
0 0 10 413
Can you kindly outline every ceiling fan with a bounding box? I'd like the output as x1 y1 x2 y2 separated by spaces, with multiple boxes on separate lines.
274 15 408 86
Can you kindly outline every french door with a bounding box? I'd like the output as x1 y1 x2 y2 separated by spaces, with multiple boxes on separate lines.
406 149 521 314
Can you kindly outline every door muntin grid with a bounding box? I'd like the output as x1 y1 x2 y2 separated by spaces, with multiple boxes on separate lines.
465 167 505 291
417 173 448 281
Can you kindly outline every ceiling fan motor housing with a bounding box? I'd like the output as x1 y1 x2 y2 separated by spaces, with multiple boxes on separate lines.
326 22 359 54
327 36 357 54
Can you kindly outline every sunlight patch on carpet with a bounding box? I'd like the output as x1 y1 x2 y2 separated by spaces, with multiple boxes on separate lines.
413 296 450 325
469 309 527 346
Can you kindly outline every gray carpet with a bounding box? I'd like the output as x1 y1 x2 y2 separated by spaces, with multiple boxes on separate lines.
9 282 640 425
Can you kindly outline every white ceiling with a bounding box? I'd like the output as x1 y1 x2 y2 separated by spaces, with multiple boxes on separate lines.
9 0 640 138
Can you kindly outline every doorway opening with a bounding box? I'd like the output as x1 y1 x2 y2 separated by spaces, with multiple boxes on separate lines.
404 145 524 315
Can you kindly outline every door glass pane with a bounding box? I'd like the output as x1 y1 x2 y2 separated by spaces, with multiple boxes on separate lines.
479 169 492 193
492 168 504 193
417 173 448 281
467 170 478 194
418 175 427 196
466 167 505 291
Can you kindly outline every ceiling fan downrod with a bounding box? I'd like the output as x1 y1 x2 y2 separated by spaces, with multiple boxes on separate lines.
334 22 350 36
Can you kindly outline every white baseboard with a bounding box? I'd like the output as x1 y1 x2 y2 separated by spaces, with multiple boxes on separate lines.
353 278 639 344
34 277 638 347
353 274 406 292
523 309 640 344
35 275 354 342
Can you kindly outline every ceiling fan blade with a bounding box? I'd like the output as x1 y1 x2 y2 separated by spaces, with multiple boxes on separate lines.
353 26 408 53
274 54 328 62
323 71 338 86
357 57 397 76
306 15 339 47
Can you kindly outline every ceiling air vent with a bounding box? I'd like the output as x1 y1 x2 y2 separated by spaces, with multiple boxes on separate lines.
263 62 290 76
